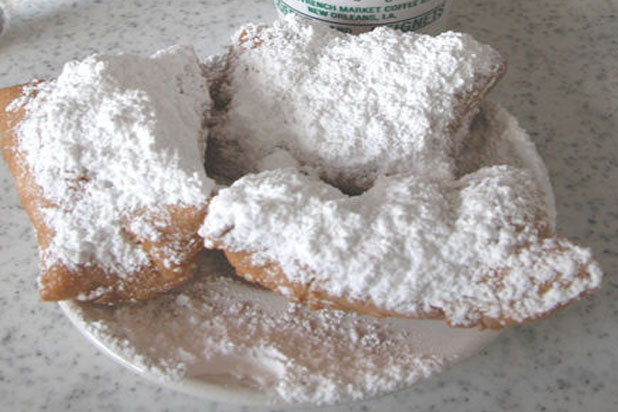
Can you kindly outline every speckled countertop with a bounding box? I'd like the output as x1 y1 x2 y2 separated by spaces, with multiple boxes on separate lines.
0 0 616 411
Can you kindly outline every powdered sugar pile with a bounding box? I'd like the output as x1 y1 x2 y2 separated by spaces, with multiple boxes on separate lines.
201 102 602 327
13 45 215 273
210 16 504 190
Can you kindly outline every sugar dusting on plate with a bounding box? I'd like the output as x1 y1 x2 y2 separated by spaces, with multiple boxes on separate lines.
61 251 496 406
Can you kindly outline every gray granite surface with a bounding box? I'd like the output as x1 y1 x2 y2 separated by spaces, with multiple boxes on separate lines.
0 0 616 411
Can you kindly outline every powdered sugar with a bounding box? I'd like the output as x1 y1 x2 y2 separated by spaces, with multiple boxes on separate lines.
3 16 600 404
14 45 215 273
201 103 602 327
455 101 557 229
61 251 479 405
210 16 504 190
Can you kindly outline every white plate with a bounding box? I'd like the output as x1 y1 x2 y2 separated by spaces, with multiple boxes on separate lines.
58 102 555 406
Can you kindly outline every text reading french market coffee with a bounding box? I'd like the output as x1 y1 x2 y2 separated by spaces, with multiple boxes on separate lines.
275 0 449 34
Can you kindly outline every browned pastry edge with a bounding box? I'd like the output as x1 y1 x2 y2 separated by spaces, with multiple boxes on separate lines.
217 243 598 330
220 247 425 318
0 83 207 304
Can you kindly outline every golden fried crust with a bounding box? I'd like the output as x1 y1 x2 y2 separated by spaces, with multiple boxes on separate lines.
222 248 442 320
451 63 506 135
219 245 597 330
1 84 206 303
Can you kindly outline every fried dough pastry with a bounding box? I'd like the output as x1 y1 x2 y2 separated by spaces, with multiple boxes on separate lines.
0 46 214 303
198 18 604 328
200 166 602 329
200 93 603 329
207 16 506 192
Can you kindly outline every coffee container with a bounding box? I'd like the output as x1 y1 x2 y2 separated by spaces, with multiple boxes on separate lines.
274 0 452 34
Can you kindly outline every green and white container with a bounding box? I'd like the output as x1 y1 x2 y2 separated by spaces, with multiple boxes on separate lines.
274 0 452 34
